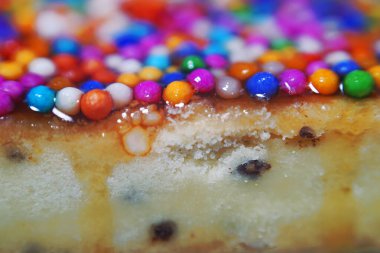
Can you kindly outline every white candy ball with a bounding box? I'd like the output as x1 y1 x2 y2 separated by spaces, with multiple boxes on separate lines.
296 35 322 54
149 45 170 56
35 10 68 39
117 59 143 73
262 61 285 76
105 83 133 109
28 58 56 78
216 76 243 99
324 51 351 66
105 54 124 71
55 87 83 116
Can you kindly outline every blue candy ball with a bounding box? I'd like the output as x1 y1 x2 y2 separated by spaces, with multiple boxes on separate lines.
332 60 360 76
52 37 81 55
246 72 279 99
145 55 170 70
26 85 56 113
80 80 105 93
160 72 185 87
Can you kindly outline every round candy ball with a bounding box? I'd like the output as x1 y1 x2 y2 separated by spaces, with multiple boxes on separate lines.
368 65 380 89
145 54 170 70
47 76 73 91
0 90 14 116
306 61 329 76
279 69 307 95
134 81 162 103
117 59 143 73
262 61 285 76
28 58 56 78
343 70 374 98
26 85 56 113
246 72 279 99
187 68 215 93
20 73 44 90
160 71 185 87
55 87 83 116
117 73 141 88
138 66 163 81
80 89 113 120
105 83 133 109
309 69 340 95
80 80 105 93
0 61 23 80
163 81 194 105
181 55 206 73
215 76 243 99
0 80 24 102
332 60 360 76
228 62 258 81
205 54 228 69
52 37 81 55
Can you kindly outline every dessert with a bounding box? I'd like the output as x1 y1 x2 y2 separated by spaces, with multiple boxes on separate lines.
1 0 380 252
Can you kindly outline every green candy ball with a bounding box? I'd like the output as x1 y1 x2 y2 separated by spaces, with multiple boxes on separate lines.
343 70 374 98
181 55 206 73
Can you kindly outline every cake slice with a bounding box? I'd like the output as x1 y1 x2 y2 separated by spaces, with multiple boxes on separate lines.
1 95 380 253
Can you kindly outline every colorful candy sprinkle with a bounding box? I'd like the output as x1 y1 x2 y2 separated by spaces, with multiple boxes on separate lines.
343 70 375 98
80 89 113 120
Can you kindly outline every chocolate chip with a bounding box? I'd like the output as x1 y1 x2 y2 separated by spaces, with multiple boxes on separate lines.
150 220 177 242
299 126 316 139
22 243 45 253
236 160 271 180
3 143 26 163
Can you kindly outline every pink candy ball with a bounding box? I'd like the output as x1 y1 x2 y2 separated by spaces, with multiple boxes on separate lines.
134 81 162 103
306 61 329 76
0 81 24 102
187 68 215 93
279 69 307 95
0 90 14 117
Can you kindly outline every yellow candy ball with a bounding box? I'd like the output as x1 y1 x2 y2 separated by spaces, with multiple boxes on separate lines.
163 81 194 105
117 73 141 88
138 66 163 81
0 61 23 79
13 49 36 66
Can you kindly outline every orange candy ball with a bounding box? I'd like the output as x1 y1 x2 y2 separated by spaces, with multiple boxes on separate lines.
163 81 194 105
82 59 105 75
228 62 258 81
117 73 141 88
92 69 117 84
80 89 113 121
368 65 380 89
309 69 340 95
47 76 73 91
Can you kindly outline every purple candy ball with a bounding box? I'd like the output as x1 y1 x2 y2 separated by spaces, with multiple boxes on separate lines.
0 90 14 116
20 73 44 90
0 76 5 84
205 54 228 69
134 81 162 103
81 45 103 60
306 61 329 76
0 81 24 102
120 45 146 61
279 69 307 95
187 68 215 93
